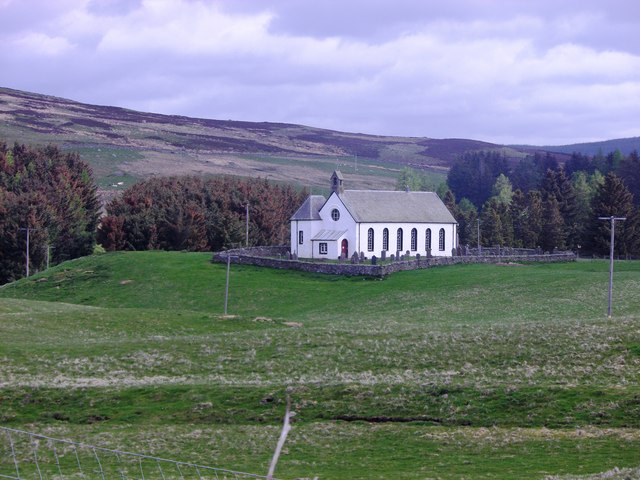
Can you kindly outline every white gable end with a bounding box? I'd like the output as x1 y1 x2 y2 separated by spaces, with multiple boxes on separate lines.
291 171 458 260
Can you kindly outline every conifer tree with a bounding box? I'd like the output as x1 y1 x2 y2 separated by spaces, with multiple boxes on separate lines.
443 190 459 218
540 167 578 249
511 156 542 193
592 149 609 174
456 198 478 247
587 173 639 256
447 151 510 208
510 189 528 247
555 168 579 249
571 172 592 251
524 190 544 249
541 169 560 202
565 152 595 176
541 196 565 252
617 150 640 206
480 198 504 247
480 197 512 247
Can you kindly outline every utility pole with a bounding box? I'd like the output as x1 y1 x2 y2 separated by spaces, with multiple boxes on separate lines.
224 254 231 315
477 219 481 255
18 227 34 277
223 254 239 316
598 215 626 318
245 203 250 247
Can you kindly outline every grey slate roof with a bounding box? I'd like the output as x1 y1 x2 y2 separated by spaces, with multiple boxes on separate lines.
339 190 457 223
311 229 348 241
290 195 326 220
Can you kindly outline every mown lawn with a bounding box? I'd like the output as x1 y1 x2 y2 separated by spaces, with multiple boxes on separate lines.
0 252 639 479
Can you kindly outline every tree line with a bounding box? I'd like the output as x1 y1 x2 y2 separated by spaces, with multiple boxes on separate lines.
3 139 638 285
0 143 100 284
98 175 307 252
438 150 640 256
1 142 307 284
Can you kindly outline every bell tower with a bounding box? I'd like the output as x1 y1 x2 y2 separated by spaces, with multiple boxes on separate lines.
331 170 344 195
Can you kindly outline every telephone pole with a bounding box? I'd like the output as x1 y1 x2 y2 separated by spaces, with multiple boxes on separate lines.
18 227 34 277
598 215 626 318
245 203 250 247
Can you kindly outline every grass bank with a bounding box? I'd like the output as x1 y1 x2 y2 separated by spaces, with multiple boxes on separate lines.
1 252 639 478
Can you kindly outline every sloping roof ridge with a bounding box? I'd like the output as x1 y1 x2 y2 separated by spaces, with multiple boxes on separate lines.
342 189 437 194
329 191 358 222
337 189 455 223
290 194 327 220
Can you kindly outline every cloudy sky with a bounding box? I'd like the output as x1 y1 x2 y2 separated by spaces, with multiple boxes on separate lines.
2 0 639 145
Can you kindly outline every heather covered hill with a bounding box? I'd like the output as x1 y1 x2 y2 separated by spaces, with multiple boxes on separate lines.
0 87 532 192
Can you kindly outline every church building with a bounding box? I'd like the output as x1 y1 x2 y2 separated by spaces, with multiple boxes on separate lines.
290 171 458 259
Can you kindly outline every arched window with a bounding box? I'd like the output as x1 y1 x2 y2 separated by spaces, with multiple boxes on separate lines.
425 228 432 252
367 228 374 251
397 228 403 252
298 231 304 245
410 228 417 251
439 228 445 251
382 228 389 251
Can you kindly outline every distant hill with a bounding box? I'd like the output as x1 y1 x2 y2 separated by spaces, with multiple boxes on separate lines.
536 137 640 156
1 87 543 194
7 86 635 196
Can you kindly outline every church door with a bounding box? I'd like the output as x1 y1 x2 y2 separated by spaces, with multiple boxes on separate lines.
341 239 349 258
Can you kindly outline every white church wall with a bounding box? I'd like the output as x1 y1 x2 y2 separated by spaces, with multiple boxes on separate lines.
357 222 457 258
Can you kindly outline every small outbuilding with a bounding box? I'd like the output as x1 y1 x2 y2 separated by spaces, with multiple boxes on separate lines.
290 171 458 259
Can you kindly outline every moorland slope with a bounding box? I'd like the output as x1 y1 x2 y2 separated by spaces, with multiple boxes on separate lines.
0 87 539 193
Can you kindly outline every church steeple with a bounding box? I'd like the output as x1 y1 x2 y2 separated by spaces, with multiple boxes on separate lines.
331 170 344 195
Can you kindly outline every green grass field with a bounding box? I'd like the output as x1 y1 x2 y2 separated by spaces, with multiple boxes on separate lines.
0 252 639 479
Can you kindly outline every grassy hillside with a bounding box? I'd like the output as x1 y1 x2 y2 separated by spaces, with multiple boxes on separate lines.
1 252 639 479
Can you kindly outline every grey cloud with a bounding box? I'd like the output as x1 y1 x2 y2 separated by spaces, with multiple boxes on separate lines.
1 0 639 145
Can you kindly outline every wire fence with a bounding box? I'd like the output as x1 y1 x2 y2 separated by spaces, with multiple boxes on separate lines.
0 427 279 480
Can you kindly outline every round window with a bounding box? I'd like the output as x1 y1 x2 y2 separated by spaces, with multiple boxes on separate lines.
331 208 340 221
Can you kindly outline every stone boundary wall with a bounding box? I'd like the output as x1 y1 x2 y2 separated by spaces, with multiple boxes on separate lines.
212 247 577 277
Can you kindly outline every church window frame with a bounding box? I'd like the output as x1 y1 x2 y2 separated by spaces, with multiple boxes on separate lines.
367 228 374 251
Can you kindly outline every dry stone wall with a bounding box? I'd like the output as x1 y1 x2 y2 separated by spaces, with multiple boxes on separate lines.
212 247 577 277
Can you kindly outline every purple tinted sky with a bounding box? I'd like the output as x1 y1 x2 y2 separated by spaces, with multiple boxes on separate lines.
1 0 639 145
